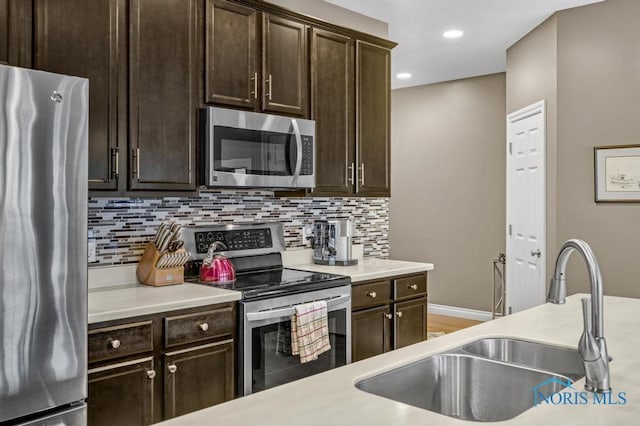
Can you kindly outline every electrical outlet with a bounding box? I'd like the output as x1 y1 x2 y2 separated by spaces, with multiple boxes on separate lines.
302 224 315 246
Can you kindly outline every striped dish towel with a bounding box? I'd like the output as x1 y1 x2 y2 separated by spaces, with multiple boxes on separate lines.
291 301 331 363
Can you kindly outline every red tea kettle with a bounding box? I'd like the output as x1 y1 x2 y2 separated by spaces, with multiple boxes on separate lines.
200 241 236 283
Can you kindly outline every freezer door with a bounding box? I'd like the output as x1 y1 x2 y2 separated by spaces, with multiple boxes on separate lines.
0 66 88 422
16 404 87 426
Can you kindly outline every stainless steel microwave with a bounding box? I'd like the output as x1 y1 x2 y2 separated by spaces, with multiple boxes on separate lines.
202 107 315 189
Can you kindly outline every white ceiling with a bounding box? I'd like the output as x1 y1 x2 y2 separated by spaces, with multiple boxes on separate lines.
325 0 603 89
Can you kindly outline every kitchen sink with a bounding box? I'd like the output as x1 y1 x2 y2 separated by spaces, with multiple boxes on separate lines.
460 337 585 381
355 353 573 422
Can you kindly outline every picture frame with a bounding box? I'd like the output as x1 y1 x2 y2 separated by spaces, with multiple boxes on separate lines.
594 145 640 203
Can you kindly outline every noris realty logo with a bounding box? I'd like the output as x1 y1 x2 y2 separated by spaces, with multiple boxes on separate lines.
533 377 628 407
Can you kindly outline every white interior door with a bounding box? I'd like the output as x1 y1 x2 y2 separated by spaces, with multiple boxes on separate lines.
506 101 546 314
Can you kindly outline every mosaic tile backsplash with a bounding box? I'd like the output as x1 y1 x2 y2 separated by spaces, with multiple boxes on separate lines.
88 191 389 266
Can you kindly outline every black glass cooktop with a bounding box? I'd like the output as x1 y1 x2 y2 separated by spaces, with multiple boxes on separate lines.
187 268 350 300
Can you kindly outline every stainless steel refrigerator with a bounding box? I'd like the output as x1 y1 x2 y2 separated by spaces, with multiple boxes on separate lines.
0 65 88 425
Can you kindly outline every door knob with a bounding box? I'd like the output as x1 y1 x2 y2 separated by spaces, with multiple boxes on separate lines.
384 313 393 319
146 370 156 379
168 364 177 374
531 249 542 258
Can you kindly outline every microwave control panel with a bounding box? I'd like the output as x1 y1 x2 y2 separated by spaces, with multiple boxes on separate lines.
301 136 313 176
194 228 273 254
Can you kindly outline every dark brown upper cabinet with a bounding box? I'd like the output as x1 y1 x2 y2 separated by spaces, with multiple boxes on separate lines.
205 4 309 117
34 0 126 191
129 0 200 191
205 0 258 109
356 41 391 196
262 13 308 117
1 0 31 67
310 28 355 195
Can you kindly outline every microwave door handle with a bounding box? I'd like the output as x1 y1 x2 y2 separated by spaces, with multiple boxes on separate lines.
291 118 303 183
245 294 350 322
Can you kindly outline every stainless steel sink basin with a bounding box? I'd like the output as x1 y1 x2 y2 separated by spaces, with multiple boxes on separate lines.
461 338 585 381
355 354 572 422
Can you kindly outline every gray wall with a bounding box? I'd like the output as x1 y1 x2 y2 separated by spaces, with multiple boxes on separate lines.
556 0 640 298
266 0 388 38
507 0 640 298
390 73 506 311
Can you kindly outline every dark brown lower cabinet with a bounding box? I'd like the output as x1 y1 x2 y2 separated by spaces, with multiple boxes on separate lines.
395 297 428 349
352 305 392 362
351 273 428 362
88 302 236 425
87 357 155 426
164 340 234 419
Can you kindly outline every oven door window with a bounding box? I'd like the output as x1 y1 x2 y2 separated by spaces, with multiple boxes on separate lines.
251 309 347 393
213 126 296 176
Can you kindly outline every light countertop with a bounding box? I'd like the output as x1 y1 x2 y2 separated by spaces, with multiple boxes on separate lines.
282 247 434 282
88 265 241 324
157 294 640 425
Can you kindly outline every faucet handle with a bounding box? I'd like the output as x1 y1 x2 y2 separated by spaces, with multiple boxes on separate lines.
579 298 601 362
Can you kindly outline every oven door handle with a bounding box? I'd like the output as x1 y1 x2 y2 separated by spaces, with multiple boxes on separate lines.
291 118 303 184
245 294 350 322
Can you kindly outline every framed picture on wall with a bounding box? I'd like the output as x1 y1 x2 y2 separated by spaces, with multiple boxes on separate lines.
594 145 640 202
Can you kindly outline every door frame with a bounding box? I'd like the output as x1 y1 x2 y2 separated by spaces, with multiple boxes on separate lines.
505 100 546 315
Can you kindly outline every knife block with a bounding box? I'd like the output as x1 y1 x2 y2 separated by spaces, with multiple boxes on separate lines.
136 242 184 286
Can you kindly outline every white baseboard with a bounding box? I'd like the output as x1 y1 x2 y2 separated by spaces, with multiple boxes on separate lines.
427 303 493 322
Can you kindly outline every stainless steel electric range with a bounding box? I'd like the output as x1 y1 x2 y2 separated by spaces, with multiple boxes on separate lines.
180 223 352 396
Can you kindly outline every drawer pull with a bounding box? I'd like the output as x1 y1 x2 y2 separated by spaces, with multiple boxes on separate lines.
366 291 377 298
168 364 177 374
396 311 403 318
146 370 156 379
384 313 393 320
110 339 121 349
199 323 209 332
408 284 418 291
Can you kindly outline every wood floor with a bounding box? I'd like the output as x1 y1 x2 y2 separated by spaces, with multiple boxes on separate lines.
427 313 483 334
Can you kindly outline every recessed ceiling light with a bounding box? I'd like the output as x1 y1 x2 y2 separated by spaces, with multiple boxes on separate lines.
443 29 464 39
396 72 412 80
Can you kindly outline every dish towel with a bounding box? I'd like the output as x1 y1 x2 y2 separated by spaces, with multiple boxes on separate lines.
291 301 331 363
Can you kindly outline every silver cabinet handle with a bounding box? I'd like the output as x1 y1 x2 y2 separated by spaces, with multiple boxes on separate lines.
199 323 209 332
347 163 355 185
146 370 156 379
110 339 121 349
396 311 403 318
384 313 393 320
250 72 258 99
409 284 418 291
366 291 377 298
531 249 542 258
265 74 272 100
168 364 177 374
111 148 119 179
132 148 140 179
360 163 365 186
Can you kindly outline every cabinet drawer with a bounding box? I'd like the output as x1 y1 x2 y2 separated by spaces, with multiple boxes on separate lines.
352 280 392 310
165 306 234 348
394 274 427 300
88 321 154 364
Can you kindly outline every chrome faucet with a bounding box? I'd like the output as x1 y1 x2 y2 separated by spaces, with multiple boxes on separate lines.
547 239 611 393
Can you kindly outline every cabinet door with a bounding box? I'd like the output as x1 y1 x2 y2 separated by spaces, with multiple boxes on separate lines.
352 305 392 362
356 41 391 196
395 297 427 349
129 0 200 191
34 0 125 191
87 357 155 426
0 0 8 64
164 340 234 419
206 0 258 109
1 0 32 67
310 28 355 195
262 14 308 117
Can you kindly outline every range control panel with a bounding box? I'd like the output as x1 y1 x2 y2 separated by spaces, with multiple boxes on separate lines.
194 228 273 254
